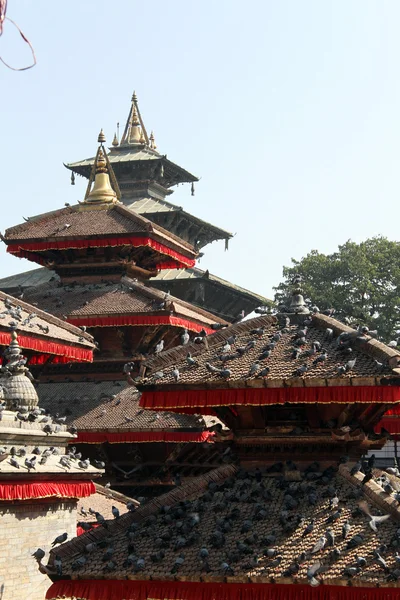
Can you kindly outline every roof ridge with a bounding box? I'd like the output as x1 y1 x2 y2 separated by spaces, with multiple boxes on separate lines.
143 315 276 372
115 203 195 253
312 314 400 367
339 464 400 522
94 483 140 506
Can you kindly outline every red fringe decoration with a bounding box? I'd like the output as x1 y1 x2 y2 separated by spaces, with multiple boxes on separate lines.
67 315 214 334
72 431 215 444
7 236 195 270
0 480 96 501
140 386 400 414
0 331 92 362
46 579 400 600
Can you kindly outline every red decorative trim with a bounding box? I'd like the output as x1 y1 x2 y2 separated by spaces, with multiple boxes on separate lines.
46 579 400 600
72 431 215 444
7 236 195 269
374 416 400 434
67 315 214 334
140 386 400 414
77 523 100 536
0 480 96 501
0 331 92 362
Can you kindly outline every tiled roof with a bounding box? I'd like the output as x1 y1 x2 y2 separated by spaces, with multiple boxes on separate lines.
153 267 269 305
0 290 94 350
4 203 194 254
35 380 211 432
77 485 135 522
67 149 198 185
47 462 400 586
19 277 226 327
140 314 400 388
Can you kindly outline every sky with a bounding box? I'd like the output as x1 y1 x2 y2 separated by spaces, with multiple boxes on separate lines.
1 1 400 302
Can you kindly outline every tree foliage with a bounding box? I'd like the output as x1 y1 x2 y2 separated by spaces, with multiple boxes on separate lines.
274 237 400 342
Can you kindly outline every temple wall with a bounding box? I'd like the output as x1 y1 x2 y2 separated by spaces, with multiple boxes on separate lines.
0 499 77 600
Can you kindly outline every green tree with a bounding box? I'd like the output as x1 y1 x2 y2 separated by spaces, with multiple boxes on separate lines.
274 237 400 342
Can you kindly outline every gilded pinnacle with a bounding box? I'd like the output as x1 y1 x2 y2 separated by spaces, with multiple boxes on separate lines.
98 129 106 144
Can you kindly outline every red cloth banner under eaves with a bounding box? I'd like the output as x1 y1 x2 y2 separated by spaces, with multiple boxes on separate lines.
6 236 195 269
140 385 400 413
0 480 96 501
0 331 93 362
46 578 400 600
67 315 215 334
72 430 215 444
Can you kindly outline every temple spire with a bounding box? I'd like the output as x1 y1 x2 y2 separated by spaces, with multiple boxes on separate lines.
82 131 121 206
120 91 150 147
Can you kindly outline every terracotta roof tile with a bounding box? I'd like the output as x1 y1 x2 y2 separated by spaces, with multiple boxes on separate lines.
20 277 226 326
35 380 211 432
140 314 400 388
5 204 194 254
48 463 400 586
0 290 94 350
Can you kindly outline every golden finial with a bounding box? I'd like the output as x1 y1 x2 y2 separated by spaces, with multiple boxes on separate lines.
131 106 139 126
139 129 145 144
112 132 119 147
150 131 157 150
82 133 121 206
98 129 106 144
132 90 138 103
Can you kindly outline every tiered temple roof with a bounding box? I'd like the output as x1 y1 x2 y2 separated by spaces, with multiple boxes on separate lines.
0 290 94 363
65 93 232 251
0 265 269 323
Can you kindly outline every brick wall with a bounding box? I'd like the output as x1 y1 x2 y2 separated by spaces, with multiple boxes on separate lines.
0 500 77 600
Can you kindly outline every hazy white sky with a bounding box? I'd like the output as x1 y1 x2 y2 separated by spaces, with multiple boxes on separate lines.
1 1 399 301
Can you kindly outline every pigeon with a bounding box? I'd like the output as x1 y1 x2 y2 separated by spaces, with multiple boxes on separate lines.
199 547 209 559
205 363 219 373
350 461 362 476
172 367 180 382
25 457 36 471
155 340 164 353
342 520 351 539
171 555 185 574
345 358 357 372
51 532 68 547
307 560 321 579
153 371 164 381
111 506 120 519
359 500 391 532
374 551 389 572
9 458 19 469
294 363 308 376
313 352 328 365
311 536 327 554
356 555 367 568
302 520 315 537
181 329 190 345
221 561 234 575
248 362 260 376
186 353 198 367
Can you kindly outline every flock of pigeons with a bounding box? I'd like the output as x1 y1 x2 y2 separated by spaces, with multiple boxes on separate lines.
30 459 400 585
143 315 388 385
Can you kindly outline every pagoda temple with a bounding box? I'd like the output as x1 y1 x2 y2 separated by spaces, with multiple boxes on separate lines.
0 92 268 322
43 294 400 600
0 128 237 494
